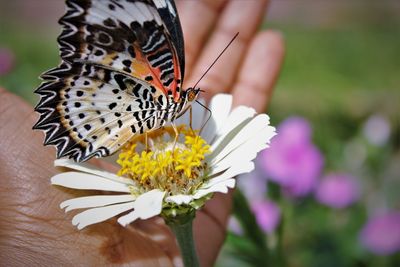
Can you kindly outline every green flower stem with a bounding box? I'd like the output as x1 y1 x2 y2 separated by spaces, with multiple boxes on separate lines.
274 194 287 267
164 211 199 267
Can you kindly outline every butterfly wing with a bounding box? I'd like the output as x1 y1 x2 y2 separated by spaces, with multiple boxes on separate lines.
58 0 184 98
34 61 172 162
153 0 185 80
34 0 185 161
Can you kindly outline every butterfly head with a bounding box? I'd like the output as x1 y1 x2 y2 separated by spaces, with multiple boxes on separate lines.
174 87 202 119
186 87 202 102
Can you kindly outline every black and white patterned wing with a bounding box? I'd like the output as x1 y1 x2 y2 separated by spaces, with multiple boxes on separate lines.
153 0 185 79
58 0 185 98
34 62 171 162
34 0 186 162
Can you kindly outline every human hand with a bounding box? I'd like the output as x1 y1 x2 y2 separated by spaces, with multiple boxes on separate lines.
0 0 284 266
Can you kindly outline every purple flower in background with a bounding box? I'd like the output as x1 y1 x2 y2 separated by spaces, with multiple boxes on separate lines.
251 200 281 234
237 169 280 234
363 114 391 146
228 216 243 236
315 173 359 209
259 117 324 197
237 167 267 203
360 211 400 255
0 47 15 76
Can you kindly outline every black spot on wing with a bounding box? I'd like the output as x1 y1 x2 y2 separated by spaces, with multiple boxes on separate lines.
114 74 127 90
109 102 117 110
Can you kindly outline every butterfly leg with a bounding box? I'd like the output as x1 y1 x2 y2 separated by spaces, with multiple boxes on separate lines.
189 105 195 135
189 105 193 130
171 121 179 151
145 132 149 152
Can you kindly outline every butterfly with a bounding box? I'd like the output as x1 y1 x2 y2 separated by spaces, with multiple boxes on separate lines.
33 0 200 162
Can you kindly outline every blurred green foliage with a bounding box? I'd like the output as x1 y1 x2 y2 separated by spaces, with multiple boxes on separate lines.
0 25 58 103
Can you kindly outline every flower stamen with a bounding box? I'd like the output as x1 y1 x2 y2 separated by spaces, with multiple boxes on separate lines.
117 125 211 195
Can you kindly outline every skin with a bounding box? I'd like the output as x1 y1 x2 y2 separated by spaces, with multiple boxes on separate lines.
0 0 284 266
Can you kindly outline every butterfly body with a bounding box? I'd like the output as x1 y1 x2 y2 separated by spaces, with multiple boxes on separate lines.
34 0 199 162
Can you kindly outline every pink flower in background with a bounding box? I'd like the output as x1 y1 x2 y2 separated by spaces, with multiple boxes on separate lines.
259 117 324 197
228 216 244 236
0 47 15 76
359 211 400 255
251 200 281 234
237 167 267 203
237 169 280 234
315 173 359 209
363 114 391 146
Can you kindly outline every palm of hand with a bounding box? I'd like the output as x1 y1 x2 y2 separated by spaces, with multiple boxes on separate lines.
0 0 284 266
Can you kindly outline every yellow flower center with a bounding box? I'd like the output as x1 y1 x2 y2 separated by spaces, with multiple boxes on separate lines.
116 126 211 195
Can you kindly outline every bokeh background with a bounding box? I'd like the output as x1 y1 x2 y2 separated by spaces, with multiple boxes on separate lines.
1 0 399 266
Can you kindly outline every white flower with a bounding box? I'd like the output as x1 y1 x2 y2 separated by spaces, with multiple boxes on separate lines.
51 94 276 229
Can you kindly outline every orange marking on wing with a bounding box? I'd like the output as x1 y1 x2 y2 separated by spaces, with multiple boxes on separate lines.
131 46 168 96
130 61 150 77
172 49 181 102
101 52 118 65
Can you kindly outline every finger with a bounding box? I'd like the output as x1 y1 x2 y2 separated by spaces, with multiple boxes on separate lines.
194 191 233 267
232 30 285 112
192 31 284 265
186 0 269 99
177 0 227 74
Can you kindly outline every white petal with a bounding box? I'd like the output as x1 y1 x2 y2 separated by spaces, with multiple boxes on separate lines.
201 94 232 144
61 194 135 212
55 159 134 185
117 190 165 226
174 106 190 126
165 194 194 205
205 161 254 188
209 114 275 164
194 178 236 199
72 201 135 229
51 172 131 192
210 126 275 173
174 98 206 131
191 98 206 130
209 105 256 147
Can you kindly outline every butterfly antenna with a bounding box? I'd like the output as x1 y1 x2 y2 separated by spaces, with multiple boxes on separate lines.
192 32 239 89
